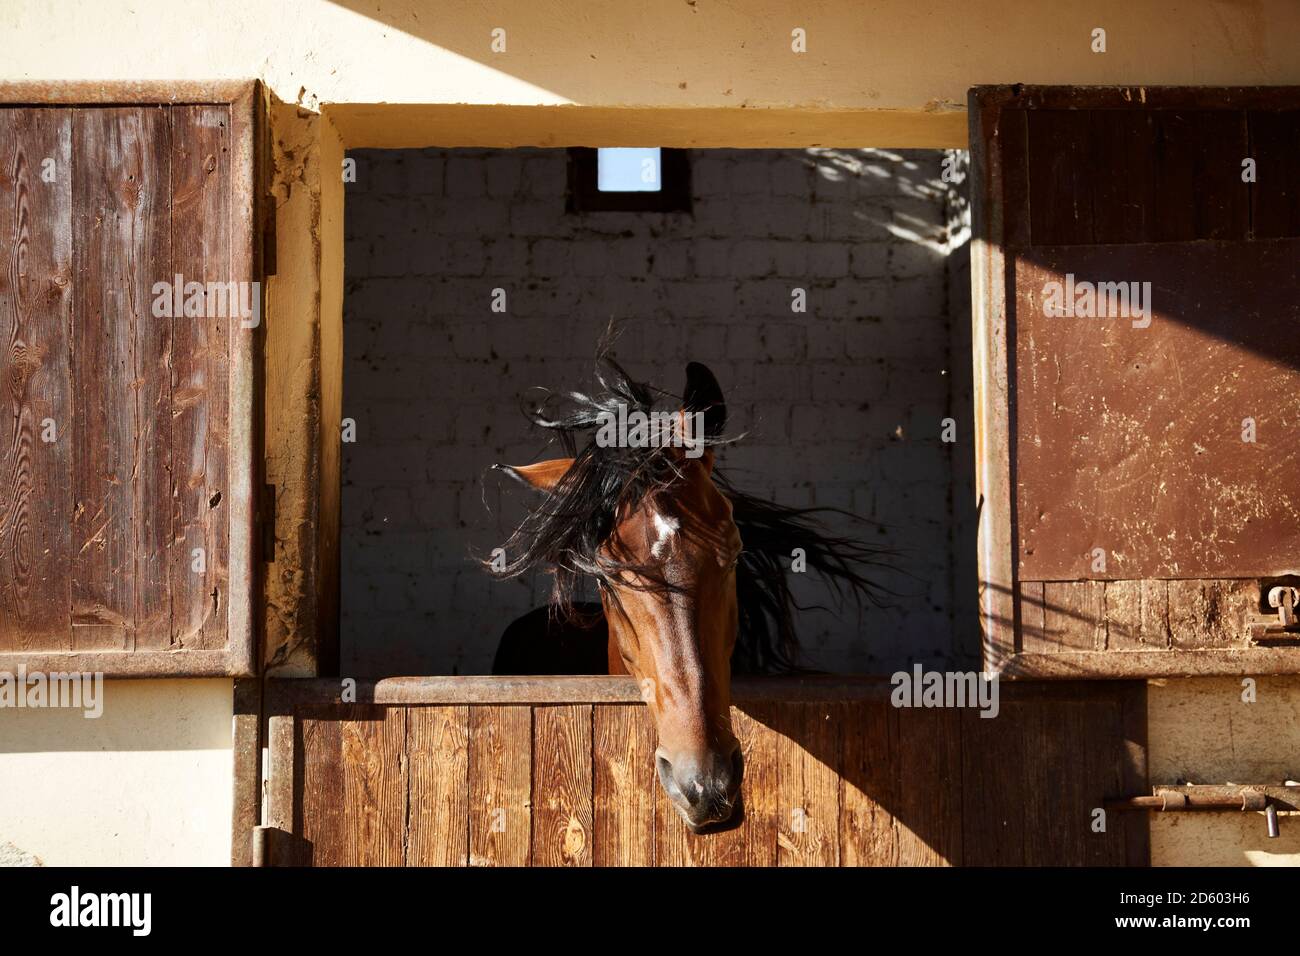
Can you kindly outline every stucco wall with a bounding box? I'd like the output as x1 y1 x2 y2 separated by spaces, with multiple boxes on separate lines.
1148 677 1300 866
0 679 234 866
5 0 1300 147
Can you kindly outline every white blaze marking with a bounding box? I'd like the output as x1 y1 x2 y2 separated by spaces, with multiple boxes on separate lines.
651 512 679 559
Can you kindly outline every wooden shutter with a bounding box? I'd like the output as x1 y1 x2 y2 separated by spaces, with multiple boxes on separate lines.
970 86 1300 678
0 82 262 676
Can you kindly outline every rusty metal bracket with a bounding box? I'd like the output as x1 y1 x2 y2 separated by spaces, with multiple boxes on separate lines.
1248 585 1300 644
253 825 310 866
1105 784 1299 839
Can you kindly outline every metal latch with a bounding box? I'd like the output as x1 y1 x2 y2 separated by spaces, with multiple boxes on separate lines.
1248 585 1300 643
1106 783 1299 839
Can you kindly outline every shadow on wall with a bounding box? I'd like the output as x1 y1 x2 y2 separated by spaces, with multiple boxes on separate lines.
340 146 974 677
319 0 919 107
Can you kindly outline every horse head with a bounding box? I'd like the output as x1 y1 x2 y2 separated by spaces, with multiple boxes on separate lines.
491 355 889 830
499 362 743 829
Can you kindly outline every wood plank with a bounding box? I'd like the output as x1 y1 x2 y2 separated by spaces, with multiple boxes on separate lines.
1056 699 1096 865
1032 581 1106 653
531 704 593 866
1104 579 1170 650
969 90 1019 674
960 698 1025 865
298 708 343 866
775 701 839 866
1019 698 1070 865
0 107 73 651
839 698 899 866
169 104 231 650
592 704 655 867
126 107 172 648
996 646 1300 678
999 108 1030 248
1118 682 1151 867
1077 695 1123 865
1154 110 1250 241
300 705 405 867
467 704 531 866
230 678 261 866
1026 110 1093 245
1088 109 1157 244
338 705 406 866
69 109 152 647
1017 581 1045 654
268 674 898 707
1249 110 1300 239
0 80 260 106
1167 578 1257 649
406 705 469 866
984 85 1300 113
222 82 258 676
893 706 962 865
736 701 779 866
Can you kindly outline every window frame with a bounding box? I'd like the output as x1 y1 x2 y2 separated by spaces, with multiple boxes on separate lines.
566 146 692 213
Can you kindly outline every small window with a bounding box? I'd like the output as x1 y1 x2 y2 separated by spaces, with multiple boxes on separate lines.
567 147 691 213
597 147 662 191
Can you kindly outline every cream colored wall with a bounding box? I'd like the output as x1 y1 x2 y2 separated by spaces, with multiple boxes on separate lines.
2 0 1298 866
4 0 1300 148
1148 677 1300 866
0 680 234 866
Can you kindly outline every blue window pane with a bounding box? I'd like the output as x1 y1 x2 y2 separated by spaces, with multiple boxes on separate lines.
597 147 662 192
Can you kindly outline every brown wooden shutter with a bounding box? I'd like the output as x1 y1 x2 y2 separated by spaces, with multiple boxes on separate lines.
0 82 262 676
970 85 1300 678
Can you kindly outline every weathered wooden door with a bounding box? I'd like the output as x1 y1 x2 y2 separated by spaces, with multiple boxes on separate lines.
255 676 1147 867
970 86 1300 678
0 83 264 676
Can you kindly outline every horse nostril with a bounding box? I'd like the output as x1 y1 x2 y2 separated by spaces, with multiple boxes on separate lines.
656 755 673 784
657 755 690 804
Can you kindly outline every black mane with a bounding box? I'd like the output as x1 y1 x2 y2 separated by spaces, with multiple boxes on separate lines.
487 352 893 674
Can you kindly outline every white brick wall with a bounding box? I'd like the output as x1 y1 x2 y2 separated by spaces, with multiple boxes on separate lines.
341 147 970 676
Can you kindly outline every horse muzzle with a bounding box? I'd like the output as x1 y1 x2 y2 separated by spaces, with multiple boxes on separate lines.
656 744 744 831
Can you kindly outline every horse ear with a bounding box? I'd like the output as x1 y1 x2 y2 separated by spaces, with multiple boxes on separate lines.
494 458 576 493
683 361 727 438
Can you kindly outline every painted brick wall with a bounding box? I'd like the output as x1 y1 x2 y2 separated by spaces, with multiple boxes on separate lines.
341 147 970 676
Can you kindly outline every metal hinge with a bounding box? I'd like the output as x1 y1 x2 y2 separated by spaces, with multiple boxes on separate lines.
253 825 305 866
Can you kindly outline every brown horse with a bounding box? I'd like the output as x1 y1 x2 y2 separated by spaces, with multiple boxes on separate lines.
489 358 886 830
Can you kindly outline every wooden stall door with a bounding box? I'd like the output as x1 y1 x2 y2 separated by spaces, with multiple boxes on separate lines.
970 86 1300 678
0 84 263 676
256 677 1148 867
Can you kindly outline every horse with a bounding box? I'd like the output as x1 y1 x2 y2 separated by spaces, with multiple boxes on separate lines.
486 356 888 831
